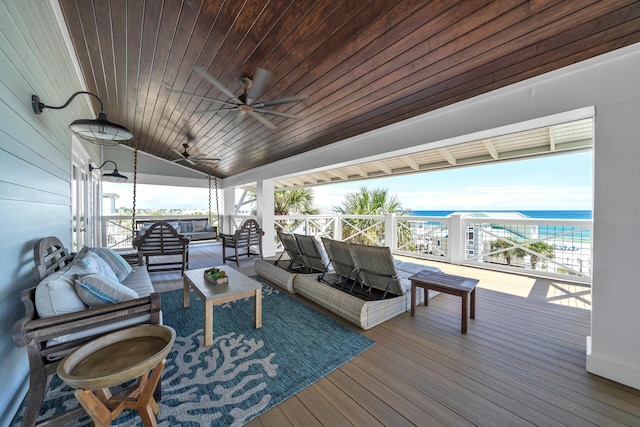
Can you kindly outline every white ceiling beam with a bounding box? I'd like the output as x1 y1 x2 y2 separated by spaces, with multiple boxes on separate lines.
290 176 307 186
399 155 420 170
350 165 369 177
482 139 500 159
329 169 349 180
438 148 457 165
373 161 392 174
310 172 331 183
275 178 296 188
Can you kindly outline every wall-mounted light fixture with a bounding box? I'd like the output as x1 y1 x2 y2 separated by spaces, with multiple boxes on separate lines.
32 91 133 145
89 161 128 182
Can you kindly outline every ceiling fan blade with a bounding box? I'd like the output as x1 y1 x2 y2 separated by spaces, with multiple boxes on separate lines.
194 107 238 115
190 157 221 162
254 108 303 120
246 68 271 104
172 148 186 157
248 111 277 130
254 95 309 108
194 65 242 104
185 158 197 166
167 88 237 107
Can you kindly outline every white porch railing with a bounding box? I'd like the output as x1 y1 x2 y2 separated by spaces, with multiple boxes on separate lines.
102 213 592 284
101 214 222 250
272 213 591 284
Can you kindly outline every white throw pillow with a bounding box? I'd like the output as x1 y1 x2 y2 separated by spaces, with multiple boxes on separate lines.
90 247 132 281
74 249 118 281
192 220 208 232
35 264 88 318
75 274 139 307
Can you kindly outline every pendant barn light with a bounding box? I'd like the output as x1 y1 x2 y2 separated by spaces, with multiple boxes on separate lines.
89 160 128 183
32 91 133 145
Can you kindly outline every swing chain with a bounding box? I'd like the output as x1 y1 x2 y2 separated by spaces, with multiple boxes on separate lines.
132 143 138 245
208 175 212 226
215 175 220 237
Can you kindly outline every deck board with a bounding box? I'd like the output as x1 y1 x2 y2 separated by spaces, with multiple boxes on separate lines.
151 243 640 426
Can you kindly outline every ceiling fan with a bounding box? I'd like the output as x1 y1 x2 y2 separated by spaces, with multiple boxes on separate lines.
171 142 220 166
171 66 308 130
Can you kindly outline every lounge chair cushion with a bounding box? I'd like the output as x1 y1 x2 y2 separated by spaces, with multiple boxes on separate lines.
75 274 139 307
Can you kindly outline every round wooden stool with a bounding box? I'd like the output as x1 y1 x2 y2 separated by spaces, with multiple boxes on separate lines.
57 325 175 427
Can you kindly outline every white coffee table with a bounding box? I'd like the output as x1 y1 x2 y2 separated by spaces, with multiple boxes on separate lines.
183 266 262 346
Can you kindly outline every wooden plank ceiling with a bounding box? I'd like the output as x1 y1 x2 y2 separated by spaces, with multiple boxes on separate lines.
58 0 640 180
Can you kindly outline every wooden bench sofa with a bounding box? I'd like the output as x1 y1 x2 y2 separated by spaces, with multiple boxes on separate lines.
12 236 161 427
136 218 217 241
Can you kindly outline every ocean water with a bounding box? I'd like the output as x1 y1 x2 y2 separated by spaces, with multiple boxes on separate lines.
411 210 592 220
411 210 592 243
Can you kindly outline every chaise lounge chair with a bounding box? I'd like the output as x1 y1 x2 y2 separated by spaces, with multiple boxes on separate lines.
348 242 405 299
294 234 332 274
321 236 358 289
276 230 305 271
254 238 442 329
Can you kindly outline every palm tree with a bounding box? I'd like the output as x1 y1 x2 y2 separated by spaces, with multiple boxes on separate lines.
334 187 412 245
524 241 555 270
274 188 318 215
491 238 519 266
273 188 318 234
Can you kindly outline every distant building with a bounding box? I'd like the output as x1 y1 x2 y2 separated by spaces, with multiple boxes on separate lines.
102 193 119 215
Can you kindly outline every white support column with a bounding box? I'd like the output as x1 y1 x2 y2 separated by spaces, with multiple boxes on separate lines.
385 213 396 250
449 214 464 265
223 187 235 234
334 214 343 240
256 179 276 258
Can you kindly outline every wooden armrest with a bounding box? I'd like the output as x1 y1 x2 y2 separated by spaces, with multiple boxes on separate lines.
13 292 162 348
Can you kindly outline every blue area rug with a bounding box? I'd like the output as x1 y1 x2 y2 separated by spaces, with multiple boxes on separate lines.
11 281 374 426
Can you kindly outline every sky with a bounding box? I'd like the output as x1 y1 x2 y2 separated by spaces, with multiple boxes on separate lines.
103 151 593 212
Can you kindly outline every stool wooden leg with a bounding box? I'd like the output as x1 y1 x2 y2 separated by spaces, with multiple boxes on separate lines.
461 291 468 334
136 359 165 427
410 283 416 316
470 288 476 319
75 389 113 427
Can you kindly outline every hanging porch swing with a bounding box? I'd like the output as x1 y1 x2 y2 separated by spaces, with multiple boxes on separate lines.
129 144 221 246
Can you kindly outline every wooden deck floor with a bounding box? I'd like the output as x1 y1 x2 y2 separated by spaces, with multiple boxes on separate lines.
150 242 640 426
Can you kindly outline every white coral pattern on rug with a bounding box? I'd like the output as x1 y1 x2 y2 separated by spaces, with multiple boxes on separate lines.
157 330 278 426
12 284 282 426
